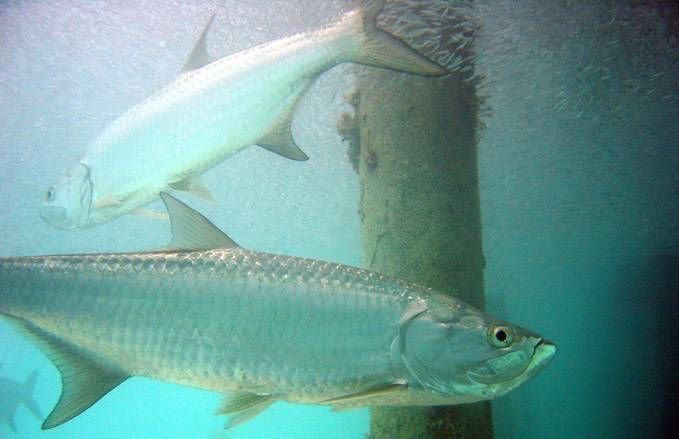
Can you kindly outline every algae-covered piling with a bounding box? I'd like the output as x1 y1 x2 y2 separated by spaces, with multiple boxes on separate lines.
349 64 491 438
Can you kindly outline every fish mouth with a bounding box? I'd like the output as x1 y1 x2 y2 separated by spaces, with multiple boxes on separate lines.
532 339 557 369
511 338 557 382
494 338 556 395
467 338 557 396
40 205 71 229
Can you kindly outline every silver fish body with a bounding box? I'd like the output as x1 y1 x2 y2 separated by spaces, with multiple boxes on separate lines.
2 194 556 429
0 249 409 399
40 0 447 229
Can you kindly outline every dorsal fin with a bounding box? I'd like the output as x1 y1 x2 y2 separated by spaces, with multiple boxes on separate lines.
160 192 238 251
0 312 128 429
181 14 217 73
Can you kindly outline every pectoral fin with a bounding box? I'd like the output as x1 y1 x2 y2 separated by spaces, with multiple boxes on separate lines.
130 208 169 220
0 312 128 429
320 382 408 409
216 392 276 428
92 194 121 210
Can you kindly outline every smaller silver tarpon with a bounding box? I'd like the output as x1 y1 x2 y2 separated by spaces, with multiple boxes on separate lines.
41 0 447 229
2 193 555 429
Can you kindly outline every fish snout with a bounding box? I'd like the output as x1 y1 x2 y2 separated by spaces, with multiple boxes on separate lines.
533 338 557 366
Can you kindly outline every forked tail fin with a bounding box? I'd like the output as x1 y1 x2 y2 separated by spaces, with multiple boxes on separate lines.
22 370 44 420
345 0 447 76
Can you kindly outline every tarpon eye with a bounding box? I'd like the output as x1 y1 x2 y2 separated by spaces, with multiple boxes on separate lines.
46 187 56 202
488 325 514 348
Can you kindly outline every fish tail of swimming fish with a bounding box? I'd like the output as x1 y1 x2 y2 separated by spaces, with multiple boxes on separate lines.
21 370 44 421
344 0 447 76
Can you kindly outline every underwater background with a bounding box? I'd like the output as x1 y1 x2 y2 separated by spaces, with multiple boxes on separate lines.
0 1 677 438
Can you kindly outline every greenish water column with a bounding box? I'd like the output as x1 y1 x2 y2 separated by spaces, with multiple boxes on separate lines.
345 67 492 438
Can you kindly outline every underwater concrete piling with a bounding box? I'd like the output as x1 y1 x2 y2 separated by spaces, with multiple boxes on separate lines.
342 64 492 437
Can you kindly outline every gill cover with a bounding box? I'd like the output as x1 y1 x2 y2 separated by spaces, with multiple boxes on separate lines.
395 297 473 395
393 294 548 402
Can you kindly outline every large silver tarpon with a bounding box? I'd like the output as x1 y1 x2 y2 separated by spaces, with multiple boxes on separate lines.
40 0 447 229
2 193 556 429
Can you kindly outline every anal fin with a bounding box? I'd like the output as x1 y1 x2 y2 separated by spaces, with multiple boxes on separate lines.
216 392 276 429
257 84 309 161
1 312 128 429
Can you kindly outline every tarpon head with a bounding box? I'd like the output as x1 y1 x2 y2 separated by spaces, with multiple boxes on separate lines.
395 294 556 404
40 162 93 229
